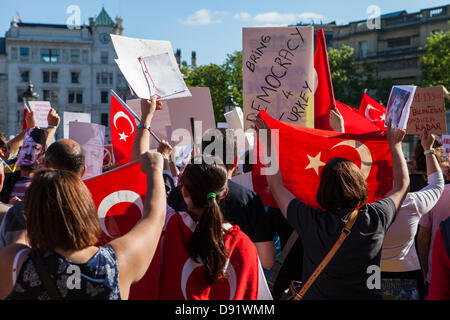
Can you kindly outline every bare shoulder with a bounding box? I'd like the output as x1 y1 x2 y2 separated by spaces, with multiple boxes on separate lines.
0 243 30 269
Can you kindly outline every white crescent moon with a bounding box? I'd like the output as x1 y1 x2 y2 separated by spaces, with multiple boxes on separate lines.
97 190 144 238
181 258 237 300
365 104 379 122
113 111 135 134
331 140 372 179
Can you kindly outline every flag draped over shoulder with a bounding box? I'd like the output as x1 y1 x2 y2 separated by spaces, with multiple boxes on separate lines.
359 93 387 130
314 29 335 131
110 91 137 165
154 209 272 300
84 161 159 299
252 110 393 209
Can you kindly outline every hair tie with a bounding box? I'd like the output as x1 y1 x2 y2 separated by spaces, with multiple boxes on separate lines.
207 192 216 200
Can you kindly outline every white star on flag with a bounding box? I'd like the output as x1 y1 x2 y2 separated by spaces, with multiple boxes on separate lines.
305 152 325 175
118 132 129 141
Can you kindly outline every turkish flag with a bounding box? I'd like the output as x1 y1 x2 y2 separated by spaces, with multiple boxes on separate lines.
22 108 29 131
155 210 272 300
335 101 382 134
110 91 137 166
314 29 335 131
359 93 387 130
84 161 159 299
252 110 393 209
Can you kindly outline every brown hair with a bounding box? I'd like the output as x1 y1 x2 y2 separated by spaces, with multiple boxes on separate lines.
316 158 368 211
181 155 230 284
24 169 100 254
202 128 237 172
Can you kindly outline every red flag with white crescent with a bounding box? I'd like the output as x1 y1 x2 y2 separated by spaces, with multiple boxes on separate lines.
252 110 393 209
154 209 272 300
110 90 137 166
335 101 382 134
359 93 387 130
84 161 160 299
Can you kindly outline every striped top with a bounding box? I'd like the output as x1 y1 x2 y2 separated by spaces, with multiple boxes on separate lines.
9 176 32 201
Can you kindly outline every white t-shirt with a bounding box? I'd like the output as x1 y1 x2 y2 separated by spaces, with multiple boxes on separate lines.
381 172 444 272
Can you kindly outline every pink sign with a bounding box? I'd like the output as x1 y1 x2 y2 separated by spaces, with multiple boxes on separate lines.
28 101 52 128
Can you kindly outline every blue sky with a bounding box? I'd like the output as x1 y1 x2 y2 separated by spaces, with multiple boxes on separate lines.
1 0 449 66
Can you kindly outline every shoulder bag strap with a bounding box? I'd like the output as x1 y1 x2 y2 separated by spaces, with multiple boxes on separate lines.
267 230 298 291
293 209 359 300
31 255 63 300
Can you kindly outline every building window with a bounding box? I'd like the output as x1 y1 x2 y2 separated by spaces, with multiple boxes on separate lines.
101 91 109 104
11 47 18 61
101 51 108 64
97 72 113 85
101 113 109 127
82 50 89 64
71 49 81 63
40 48 60 63
358 41 367 58
387 37 411 48
20 70 30 82
20 48 30 61
17 88 26 103
71 71 80 84
68 90 83 104
43 89 59 103
43 71 58 83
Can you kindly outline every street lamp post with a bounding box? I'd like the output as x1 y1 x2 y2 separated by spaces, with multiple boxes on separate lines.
22 80 39 112
223 96 238 113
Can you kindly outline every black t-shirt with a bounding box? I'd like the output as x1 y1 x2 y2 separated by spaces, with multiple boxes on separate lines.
287 197 396 300
167 180 275 243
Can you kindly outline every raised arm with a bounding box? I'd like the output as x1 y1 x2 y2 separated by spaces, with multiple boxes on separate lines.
6 111 35 159
329 107 345 133
384 121 410 212
131 96 162 162
109 151 166 299
45 108 60 148
254 116 295 219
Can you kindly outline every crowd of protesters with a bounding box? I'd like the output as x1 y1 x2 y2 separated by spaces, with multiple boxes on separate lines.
0 95 449 300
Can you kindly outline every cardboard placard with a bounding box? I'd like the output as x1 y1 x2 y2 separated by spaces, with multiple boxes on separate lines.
443 135 450 158
243 26 314 130
69 122 105 180
406 86 447 134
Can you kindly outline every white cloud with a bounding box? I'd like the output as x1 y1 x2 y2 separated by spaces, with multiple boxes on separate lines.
250 11 326 26
184 9 226 25
233 12 252 21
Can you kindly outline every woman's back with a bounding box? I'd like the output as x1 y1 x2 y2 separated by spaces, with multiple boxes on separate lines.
6 246 120 300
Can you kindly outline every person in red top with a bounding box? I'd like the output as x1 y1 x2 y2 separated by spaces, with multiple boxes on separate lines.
426 217 450 300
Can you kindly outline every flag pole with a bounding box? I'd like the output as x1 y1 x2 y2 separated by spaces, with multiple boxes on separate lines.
111 90 162 144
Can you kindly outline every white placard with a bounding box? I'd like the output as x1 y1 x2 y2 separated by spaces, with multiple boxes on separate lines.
385 85 417 130
111 34 191 100
63 111 91 139
28 101 52 128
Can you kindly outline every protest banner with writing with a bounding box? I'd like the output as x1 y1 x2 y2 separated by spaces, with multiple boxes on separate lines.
243 26 314 130
27 101 52 128
69 122 105 180
406 86 447 135
443 135 450 158
63 111 91 139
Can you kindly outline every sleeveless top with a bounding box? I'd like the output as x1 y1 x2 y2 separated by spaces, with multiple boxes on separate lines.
6 246 120 300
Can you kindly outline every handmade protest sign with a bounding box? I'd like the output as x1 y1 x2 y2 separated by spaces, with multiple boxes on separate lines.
406 86 447 135
63 111 91 139
69 122 105 180
28 101 52 128
111 34 191 101
243 26 314 130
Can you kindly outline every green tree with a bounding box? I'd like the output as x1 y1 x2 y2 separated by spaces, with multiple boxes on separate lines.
328 45 394 107
183 64 230 122
419 28 450 109
222 51 243 107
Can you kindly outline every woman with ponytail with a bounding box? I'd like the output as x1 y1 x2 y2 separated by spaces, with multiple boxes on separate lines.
155 155 272 300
